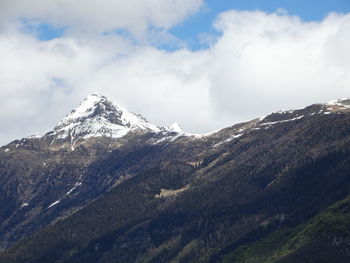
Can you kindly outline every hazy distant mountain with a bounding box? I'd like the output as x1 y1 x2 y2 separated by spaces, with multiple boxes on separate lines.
1 95 350 263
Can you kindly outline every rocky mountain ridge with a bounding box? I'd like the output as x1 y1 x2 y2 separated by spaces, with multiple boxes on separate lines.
35 94 185 150
1 95 350 262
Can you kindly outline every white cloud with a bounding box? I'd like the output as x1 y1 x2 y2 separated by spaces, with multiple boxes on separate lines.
0 8 350 145
208 11 350 120
0 0 203 37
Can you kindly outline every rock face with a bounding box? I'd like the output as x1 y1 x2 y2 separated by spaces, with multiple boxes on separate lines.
1 96 350 263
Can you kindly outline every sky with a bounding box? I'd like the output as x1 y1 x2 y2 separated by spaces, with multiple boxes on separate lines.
0 0 350 145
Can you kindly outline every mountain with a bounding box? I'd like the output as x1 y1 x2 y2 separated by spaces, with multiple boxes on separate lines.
0 94 183 251
1 96 350 263
50 94 161 146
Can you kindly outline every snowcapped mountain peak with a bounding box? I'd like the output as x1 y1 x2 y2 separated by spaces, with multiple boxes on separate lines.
165 123 183 133
51 94 161 143
58 93 109 124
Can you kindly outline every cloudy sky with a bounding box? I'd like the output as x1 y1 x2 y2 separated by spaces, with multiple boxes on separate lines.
1 0 350 145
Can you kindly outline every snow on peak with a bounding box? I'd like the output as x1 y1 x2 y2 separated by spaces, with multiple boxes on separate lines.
165 123 183 133
58 93 105 123
52 94 161 142
327 98 350 106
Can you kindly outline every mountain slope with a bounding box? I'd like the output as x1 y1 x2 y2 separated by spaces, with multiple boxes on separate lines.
1 97 350 262
0 94 185 251
222 194 350 263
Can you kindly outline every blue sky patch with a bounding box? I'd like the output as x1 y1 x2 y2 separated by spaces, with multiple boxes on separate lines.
169 0 350 50
21 19 65 40
20 0 350 48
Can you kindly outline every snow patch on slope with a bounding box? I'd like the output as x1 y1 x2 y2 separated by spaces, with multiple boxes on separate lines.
327 98 350 107
65 174 83 196
212 133 243 148
164 123 183 133
323 98 350 114
20 202 29 208
65 182 82 195
48 200 60 208
260 115 304 127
